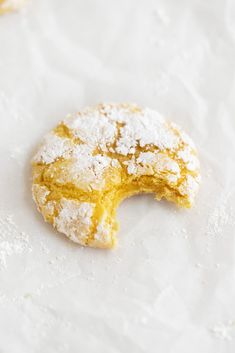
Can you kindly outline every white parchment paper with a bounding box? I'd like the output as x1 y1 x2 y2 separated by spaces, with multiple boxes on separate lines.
0 0 235 352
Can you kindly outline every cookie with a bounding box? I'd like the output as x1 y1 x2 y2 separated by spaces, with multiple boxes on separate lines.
32 103 200 248
0 0 26 14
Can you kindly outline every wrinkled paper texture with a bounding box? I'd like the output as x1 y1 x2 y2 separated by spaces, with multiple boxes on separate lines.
0 0 235 352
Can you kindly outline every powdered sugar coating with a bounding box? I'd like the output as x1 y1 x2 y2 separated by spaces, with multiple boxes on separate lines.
46 150 112 191
125 152 181 182
91 212 113 247
33 104 199 189
54 198 94 245
33 134 73 165
178 175 200 203
43 201 56 217
65 111 117 151
177 147 199 171
115 111 179 156
32 184 50 207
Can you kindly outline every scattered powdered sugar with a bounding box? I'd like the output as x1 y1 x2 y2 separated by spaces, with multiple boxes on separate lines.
209 320 235 341
195 263 222 270
10 146 26 165
171 227 189 239
154 8 170 26
0 91 30 122
206 199 235 237
54 198 94 244
0 241 25 267
0 213 32 269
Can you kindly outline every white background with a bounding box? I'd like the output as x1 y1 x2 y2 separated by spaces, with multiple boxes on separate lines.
0 0 235 352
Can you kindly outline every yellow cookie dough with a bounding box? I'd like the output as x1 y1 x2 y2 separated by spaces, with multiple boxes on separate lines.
0 0 26 14
32 103 200 248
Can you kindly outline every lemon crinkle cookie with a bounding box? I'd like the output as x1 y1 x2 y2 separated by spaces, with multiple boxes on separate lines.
32 103 200 248
0 0 26 14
